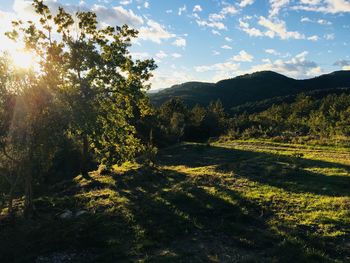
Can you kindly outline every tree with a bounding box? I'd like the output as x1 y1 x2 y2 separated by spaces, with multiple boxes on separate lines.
0 54 17 216
5 0 156 214
0 52 66 217
203 99 226 137
159 98 188 143
190 104 206 127
8 0 156 173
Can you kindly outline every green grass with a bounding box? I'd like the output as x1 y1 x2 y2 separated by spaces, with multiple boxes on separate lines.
1 140 349 262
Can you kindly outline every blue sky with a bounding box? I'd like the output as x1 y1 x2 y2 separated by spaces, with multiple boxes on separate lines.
0 0 349 90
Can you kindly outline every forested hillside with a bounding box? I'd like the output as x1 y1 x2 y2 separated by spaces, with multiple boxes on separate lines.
150 70 350 109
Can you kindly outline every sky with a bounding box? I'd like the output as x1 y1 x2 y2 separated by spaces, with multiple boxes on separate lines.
0 0 349 90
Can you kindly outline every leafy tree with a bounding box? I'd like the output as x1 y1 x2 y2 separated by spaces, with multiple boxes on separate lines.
8 0 156 175
4 0 156 214
158 98 188 142
203 99 226 137
190 104 206 126
0 52 66 216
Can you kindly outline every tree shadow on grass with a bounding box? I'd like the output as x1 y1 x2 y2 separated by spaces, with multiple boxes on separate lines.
158 143 350 197
110 167 274 262
102 165 348 262
0 166 275 262
1 143 349 262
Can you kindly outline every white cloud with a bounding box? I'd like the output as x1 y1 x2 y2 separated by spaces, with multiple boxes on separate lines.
195 62 239 72
156 50 168 59
301 16 312 22
334 59 350 67
178 5 187 16
139 20 176 43
166 9 173 13
301 16 332 25
269 0 290 17
92 5 144 28
0 11 22 54
240 16 303 41
151 69 196 90
239 18 264 36
225 37 233 42
8 0 177 46
195 61 240 82
120 0 132 5
239 0 255 8
144 1 149 8
324 33 335 40
209 5 238 21
171 53 182 58
258 16 305 39
317 19 332 25
212 30 221 35
192 51 323 85
221 45 232 49
193 5 202 12
265 49 280 56
212 50 220 56
192 12 200 19
293 0 350 13
172 37 186 47
195 4 238 31
196 19 227 30
13 0 40 17
266 49 291 58
221 5 239 15
300 0 321 4
241 51 322 78
307 35 319 41
232 50 254 62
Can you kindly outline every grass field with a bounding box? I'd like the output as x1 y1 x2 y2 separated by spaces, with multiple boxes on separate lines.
1 140 349 262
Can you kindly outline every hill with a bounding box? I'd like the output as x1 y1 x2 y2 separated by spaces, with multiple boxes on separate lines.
150 71 350 110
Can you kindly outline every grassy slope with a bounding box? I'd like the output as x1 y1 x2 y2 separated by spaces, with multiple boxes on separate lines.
1 141 349 262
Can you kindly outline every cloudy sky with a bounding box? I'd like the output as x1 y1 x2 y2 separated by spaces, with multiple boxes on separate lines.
0 0 349 90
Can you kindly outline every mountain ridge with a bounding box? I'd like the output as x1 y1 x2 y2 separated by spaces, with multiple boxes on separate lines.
150 70 350 109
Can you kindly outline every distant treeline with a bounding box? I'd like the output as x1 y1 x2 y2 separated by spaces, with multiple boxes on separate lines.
153 93 350 145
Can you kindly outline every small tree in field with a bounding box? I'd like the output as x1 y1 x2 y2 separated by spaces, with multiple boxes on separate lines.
4 0 156 215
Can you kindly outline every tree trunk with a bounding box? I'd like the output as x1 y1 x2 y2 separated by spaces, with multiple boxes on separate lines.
81 134 89 178
8 187 14 216
8 172 19 219
24 172 33 218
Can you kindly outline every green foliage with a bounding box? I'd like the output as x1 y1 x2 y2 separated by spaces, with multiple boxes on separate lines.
0 0 156 214
237 93 350 140
10 0 156 169
155 92 350 145
0 52 68 215
155 98 228 144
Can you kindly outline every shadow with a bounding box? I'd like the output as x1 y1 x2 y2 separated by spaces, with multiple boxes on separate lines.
158 143 350 197
101 166 278 262
1 143 349 262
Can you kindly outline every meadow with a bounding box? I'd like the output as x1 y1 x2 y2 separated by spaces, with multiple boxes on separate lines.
1 140 349 262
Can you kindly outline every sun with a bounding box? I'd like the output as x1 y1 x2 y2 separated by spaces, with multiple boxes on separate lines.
10 49 37 70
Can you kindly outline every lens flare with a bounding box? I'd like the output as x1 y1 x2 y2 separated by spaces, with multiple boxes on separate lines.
10 49 36 69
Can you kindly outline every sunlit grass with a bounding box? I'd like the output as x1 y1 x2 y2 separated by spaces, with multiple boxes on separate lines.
1 139 349 262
